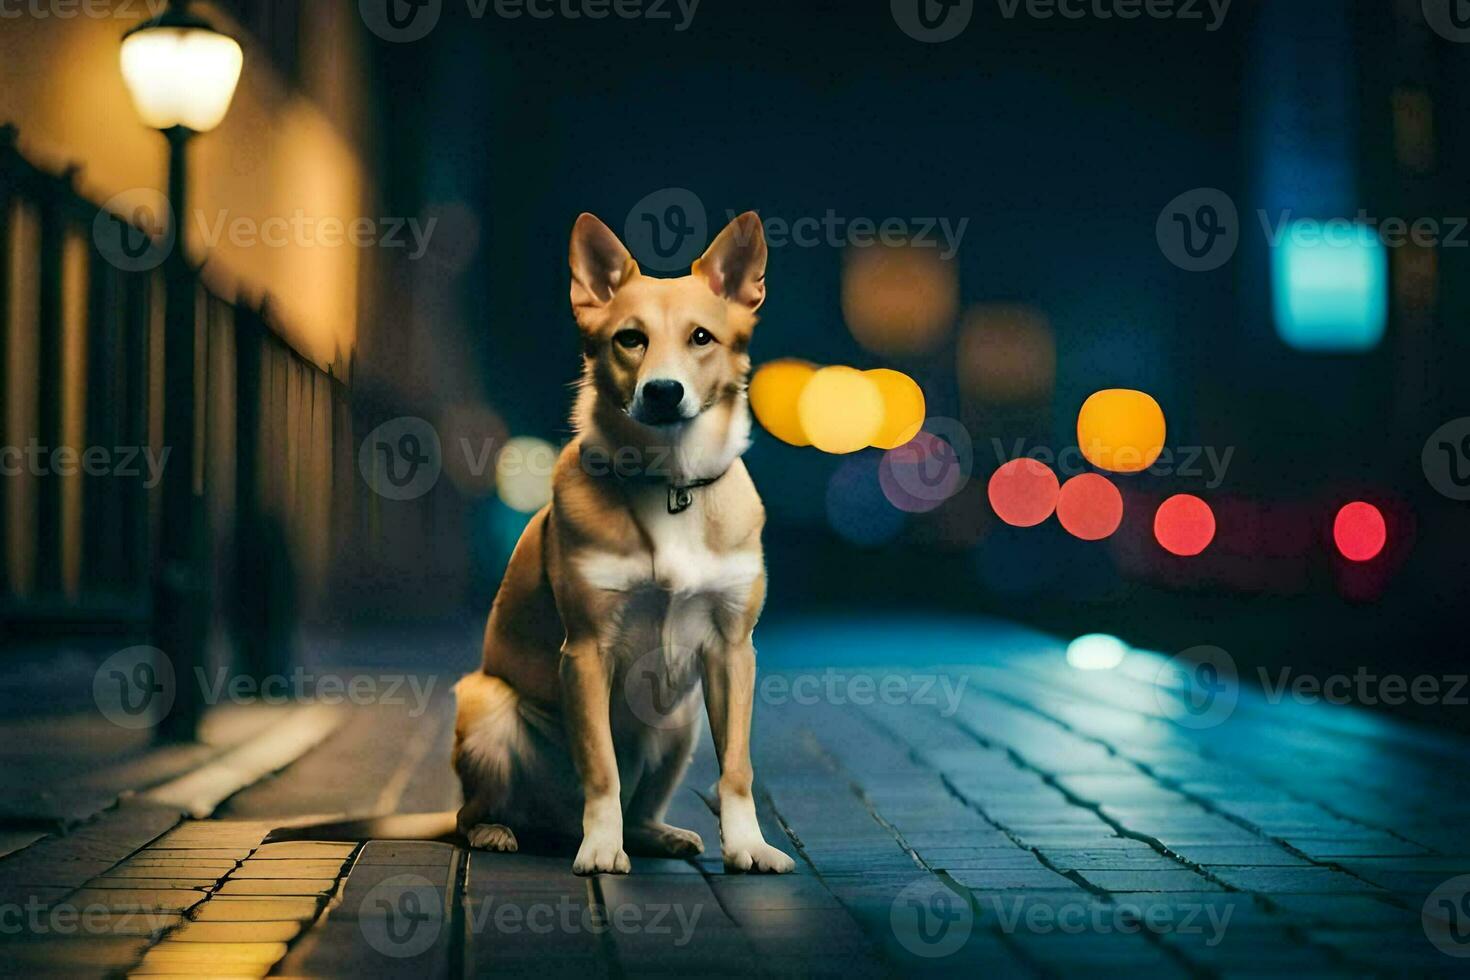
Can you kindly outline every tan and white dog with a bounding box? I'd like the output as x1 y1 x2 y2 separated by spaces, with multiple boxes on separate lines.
452 211 796 876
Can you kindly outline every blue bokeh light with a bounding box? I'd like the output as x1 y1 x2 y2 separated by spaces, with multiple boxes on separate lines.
1271 221 1388 352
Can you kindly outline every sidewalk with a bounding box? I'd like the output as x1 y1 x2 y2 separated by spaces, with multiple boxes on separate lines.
2 617 1469 977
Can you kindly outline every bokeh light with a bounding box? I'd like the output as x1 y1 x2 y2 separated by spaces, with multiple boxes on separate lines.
1154 494 1216 556
1334 501 1386 562
957 305 1056 404
1077 389 1167 474
1056 473 1124 541
750 359 816 447
798 366 884 454
866 369 926 450
1066 633 1129 671
826 455 905 547
1272 222 1389 353
987 458 1060 528
842 244 958 356
495 436 556 513
879 431 967 514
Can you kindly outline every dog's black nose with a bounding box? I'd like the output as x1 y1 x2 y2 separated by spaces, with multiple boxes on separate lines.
638 379 685 423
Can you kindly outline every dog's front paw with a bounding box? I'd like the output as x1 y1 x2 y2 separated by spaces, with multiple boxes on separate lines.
723 840 796 874
573 835 631 876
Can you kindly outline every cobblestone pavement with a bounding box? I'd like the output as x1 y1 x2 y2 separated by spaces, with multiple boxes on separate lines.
3 619 1470 977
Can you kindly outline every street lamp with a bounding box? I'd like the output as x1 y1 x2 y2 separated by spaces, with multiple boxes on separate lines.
119 0 242 742
120 0 243 256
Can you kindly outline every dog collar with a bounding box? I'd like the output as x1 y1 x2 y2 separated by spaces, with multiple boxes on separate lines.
667 475 723 515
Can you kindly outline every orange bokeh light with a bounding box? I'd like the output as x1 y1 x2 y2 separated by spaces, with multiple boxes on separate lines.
1076 389 1167 474
987 458 1060 528
1056 474 1124 541
749 359 816 447
866 369 926 450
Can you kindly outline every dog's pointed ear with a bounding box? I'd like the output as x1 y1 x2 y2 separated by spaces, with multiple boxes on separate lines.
693 211 767 311
570 213 639 321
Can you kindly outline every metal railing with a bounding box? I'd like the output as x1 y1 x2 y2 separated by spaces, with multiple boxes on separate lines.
0 124 357 735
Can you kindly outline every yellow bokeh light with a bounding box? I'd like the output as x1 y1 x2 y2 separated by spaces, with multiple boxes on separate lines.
749 359 816 447
866 369 926 450
798 367 884 454
495 437 557 512
1076 389 1167 474
842 245 958 356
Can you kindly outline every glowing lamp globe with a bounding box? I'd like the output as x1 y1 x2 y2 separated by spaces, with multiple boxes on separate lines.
121 1 243 133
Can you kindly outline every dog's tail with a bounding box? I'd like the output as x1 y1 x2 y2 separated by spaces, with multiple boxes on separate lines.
263 811 459 845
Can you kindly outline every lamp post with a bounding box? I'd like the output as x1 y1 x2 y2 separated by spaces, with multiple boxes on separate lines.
120 0 242 741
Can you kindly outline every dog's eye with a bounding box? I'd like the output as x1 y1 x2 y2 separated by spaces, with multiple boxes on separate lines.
614 329 647 350
691 327 715 347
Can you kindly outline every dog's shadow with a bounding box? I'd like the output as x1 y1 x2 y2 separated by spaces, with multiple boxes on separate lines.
262 813 592 859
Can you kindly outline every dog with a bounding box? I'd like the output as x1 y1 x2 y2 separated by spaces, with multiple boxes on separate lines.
452 211 796 876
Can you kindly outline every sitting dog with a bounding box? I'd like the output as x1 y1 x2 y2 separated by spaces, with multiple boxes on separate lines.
452 211 796 876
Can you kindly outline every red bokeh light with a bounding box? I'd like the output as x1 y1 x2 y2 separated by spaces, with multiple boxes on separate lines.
1056 474 1123 541
1333 501 1386 562
1154 494 1216 556
987 458 1060 528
